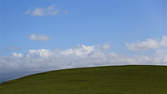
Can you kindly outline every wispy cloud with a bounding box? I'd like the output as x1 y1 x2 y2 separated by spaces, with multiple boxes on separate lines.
29 34 49 41
25 5 67 16
26 5 59 16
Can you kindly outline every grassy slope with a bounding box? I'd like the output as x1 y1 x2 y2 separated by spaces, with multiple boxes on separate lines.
0 65 167 94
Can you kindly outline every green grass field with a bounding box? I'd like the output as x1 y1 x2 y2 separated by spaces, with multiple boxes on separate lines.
0 65 167 94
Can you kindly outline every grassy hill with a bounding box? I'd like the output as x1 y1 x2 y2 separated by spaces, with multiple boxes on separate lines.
0 65 167 94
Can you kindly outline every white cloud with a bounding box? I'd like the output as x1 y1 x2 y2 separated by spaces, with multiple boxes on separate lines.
160 36 167 46
126 36 167 51
31 8 44 16
62 45 95 56
25 5 63 16
27 49 52 58
1 44 167 82
102 44 111 50
12 53 23 58
29 34 49 41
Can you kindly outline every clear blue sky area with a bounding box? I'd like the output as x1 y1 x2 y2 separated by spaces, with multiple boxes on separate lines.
0 0 167 55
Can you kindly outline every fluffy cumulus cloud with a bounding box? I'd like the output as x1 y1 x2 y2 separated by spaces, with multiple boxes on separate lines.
126 36 167 51
1 43 167 83
25 5 67 16
29 34 49 41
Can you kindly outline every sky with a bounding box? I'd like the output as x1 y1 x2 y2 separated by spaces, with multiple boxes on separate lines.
0 0 167 82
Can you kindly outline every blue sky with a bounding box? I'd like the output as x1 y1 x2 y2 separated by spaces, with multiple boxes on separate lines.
0 0 167 55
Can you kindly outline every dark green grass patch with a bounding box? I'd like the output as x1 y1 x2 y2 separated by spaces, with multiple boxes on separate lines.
0 65 167 94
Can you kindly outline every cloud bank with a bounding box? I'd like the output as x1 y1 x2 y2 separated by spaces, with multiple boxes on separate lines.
1 41 167 82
